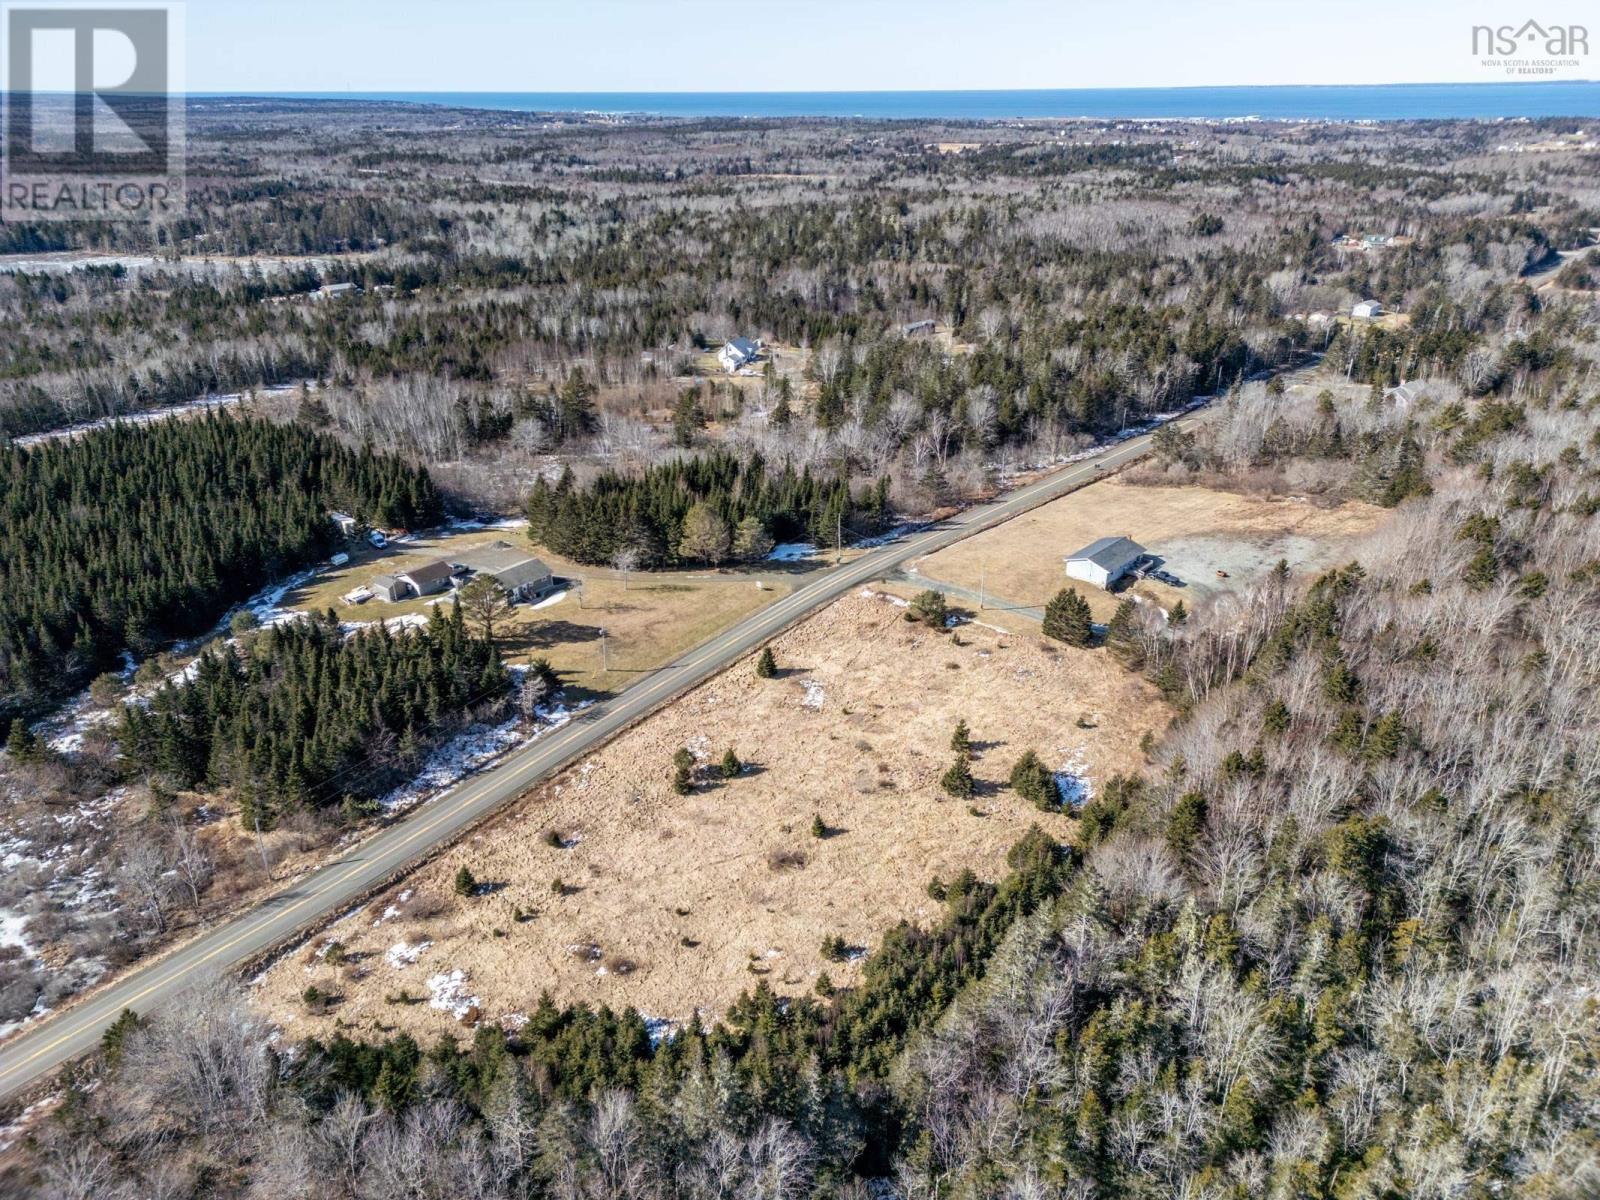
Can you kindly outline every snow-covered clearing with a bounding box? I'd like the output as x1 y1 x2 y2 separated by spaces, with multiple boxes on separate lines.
767 542 816 562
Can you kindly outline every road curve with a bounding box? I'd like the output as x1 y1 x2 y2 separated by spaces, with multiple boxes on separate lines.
0 413 1195 1100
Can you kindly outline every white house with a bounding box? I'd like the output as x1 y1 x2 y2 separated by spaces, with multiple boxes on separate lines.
718 337 762 372
1064 536 1147 590
1351 299 1384 319
1384 380 1423 409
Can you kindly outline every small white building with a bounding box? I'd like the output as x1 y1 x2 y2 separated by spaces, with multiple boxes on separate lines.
718 337 762 372
330 511 359 538
1064 536 1147 590
1351 299 1384 319
313 282 359 300
1384 380 1423 409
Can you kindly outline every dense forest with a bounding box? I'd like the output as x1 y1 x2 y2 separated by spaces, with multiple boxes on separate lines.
525 452 891 566
119 607 509 829
0 416 441 734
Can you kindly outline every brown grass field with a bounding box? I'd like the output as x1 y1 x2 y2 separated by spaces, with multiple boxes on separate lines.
910 477 1386 622
252 589 1170 1042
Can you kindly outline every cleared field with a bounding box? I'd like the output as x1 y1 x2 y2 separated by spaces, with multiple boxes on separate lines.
283 527 786 696
253 589 1169 1042
911 477 1385 622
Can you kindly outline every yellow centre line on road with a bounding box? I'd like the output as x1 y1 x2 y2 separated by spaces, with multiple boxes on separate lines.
0 422 1180 1093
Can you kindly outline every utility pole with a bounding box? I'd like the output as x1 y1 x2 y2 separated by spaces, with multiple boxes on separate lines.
600 628 609 673
979 562 986 611
836 510 843 565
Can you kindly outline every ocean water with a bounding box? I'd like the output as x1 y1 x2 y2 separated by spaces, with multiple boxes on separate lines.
215 83 1600 121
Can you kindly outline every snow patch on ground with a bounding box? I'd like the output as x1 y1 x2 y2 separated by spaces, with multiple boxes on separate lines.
800 679 826 710
1053 747 1093 809
427 969 481 1018
767 542 816 562
447 515 529 533
529 589 569 610
642 1016 680 1048
386 939 432 969
375 698 586 815
860 587 910 608
0 1093 59 1154
853 522 926 548
373 889 414 927
0 909 35 956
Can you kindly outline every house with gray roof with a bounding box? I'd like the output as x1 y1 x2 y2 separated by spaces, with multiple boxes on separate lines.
371 559 454 603
1384 380 1423 409
1064 536 1147 590
718 337 762 372
456 541 554 602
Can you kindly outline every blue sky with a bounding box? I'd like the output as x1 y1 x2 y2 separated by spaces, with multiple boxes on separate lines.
188 0 1596 92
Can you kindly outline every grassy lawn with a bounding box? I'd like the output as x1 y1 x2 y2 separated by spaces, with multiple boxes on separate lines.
279 527 790 699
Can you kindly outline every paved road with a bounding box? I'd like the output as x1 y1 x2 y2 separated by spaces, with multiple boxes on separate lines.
0 412 1198 1100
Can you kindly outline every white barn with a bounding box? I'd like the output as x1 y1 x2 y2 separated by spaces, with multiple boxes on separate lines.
1351 299 1384 319
1064 536 1146 590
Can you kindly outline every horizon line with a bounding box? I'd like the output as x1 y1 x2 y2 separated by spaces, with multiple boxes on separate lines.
193 80 1600 96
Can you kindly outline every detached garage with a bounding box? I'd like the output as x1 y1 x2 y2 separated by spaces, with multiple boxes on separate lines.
1064 536 1146 590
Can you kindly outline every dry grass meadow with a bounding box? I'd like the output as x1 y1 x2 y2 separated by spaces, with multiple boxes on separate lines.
253 589 1169 1042
911 477 1386 622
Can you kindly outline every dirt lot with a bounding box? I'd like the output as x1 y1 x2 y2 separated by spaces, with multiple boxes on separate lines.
286 527 785 697
911 477 1386 622
253 589 1169 1042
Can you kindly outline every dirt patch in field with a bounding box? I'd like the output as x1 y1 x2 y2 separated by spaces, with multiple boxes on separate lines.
252 589 1168 1042
911 477 1386 622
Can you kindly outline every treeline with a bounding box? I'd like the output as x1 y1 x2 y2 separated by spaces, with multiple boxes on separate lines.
120 607 507 828
0 415 440 732
525 451 892 566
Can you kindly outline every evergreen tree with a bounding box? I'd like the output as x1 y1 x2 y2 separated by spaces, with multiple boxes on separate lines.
1042 587 1094 646
940 751 974 799
756 646 778 678
908 590 948 627
1008 750 1060 810
672 747 694 795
